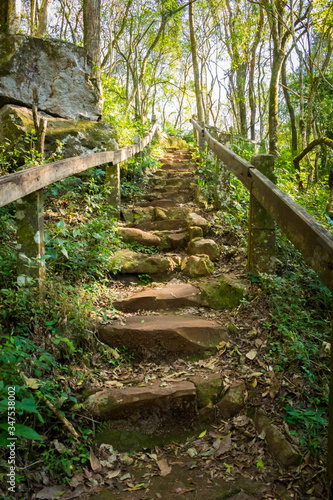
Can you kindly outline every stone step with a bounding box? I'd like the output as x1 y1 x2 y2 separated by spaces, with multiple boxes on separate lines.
118 227 161 247
98 314 228 360
149 176 194 188
152 230 188 249
138 199 184 208
87 381 198 432
121 206 192 224
132 218 187 232
113 283 201 311
109 249 181 274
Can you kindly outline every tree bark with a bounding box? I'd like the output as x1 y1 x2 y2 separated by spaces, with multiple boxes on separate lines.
281 59 298 155
83 0 101 68
36 0 50 37
189 0 204 122
1 0 21 33
293 137 333 171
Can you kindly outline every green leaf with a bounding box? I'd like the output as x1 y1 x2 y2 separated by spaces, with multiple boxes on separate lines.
199 430 207 438
0 423 43 440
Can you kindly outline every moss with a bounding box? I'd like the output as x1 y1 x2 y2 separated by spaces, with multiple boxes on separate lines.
94 427 195 452
199 278 246 310
193 378 222 408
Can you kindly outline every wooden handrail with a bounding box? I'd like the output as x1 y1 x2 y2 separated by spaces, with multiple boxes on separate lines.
0 123 159 208
191 118 333 291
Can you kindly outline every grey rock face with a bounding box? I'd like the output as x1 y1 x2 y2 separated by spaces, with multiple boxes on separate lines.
0 105 117 161
0 34 103 120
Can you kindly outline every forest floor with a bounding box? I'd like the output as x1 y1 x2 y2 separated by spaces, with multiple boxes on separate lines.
3 146 330 500
73 147 328 500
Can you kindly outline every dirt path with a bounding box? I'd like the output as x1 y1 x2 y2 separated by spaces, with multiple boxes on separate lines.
75 148 325 500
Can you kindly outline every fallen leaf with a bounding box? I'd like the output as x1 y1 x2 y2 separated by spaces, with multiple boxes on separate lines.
62 485 86 500
69 474 84 488
187 447 197 458
157 458 172 476
217 341 229 354
36 486 66 499
89 447 101 472
215 434 232 456
106 469 121 479
246 349 257 360
120 473 131 481
53 440 67 454
198 430 207 438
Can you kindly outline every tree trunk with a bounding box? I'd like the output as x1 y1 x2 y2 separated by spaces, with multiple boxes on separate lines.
1 0 21 33
83 0 101 68
236 62 247 137
281 59 298 155
268 50 284 156
189 1 204 122
36 0 49 37
30 0 36 35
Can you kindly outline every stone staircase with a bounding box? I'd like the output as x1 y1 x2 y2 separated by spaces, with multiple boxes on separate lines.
86 147 250 445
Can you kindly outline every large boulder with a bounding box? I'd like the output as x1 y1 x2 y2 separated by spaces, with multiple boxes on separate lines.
0 105 117 161
0 34 102 120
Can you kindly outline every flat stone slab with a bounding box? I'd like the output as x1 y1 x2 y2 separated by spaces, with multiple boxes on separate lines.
109 250 178 274
87 381 197 423
118 227 160 247
98 314 228 359
113 283 201 311
133 218 188 232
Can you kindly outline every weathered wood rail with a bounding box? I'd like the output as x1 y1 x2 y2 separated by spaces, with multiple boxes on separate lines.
0 123 158 208
191 118 333 489
0 122 158 283
191 118 333 291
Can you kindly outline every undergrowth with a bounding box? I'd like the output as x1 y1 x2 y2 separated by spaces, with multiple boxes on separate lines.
198 140 332 454
0 136 163 492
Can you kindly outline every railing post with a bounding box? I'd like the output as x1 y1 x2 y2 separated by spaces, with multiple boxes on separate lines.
198 121 206 152
248 154 276 274
206 126 231 210
16 190 45 286
105 162 120 219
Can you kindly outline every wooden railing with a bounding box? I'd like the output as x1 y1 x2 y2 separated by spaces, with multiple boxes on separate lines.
0 122 158 281
191 118 333 292
0 123 158 208
191 118 333 487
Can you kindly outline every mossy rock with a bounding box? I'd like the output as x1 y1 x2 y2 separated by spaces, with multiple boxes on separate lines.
109 249 177 274
0 104 117 165
199 276 247 309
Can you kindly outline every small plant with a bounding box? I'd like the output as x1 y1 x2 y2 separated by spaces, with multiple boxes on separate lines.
138 274 151 284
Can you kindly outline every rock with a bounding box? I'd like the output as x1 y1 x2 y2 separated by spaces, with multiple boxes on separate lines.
121 206 155 224
0 34 102 120
187 238 220 261
113 283 201 312
198 404 216 425
109 249 177 274
228 322 239 335
189 374 223 408
118 227 160 247
252 409 302 467
194 185 209 207
0 105 117 161
98 314 228 360
133 218 187 232
187 213 209 234
181 255 214 277
188 226 203 240
217 381 246 418
155 208 167 220
199 276 247 309
168 232 188 249
87 381 198 432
